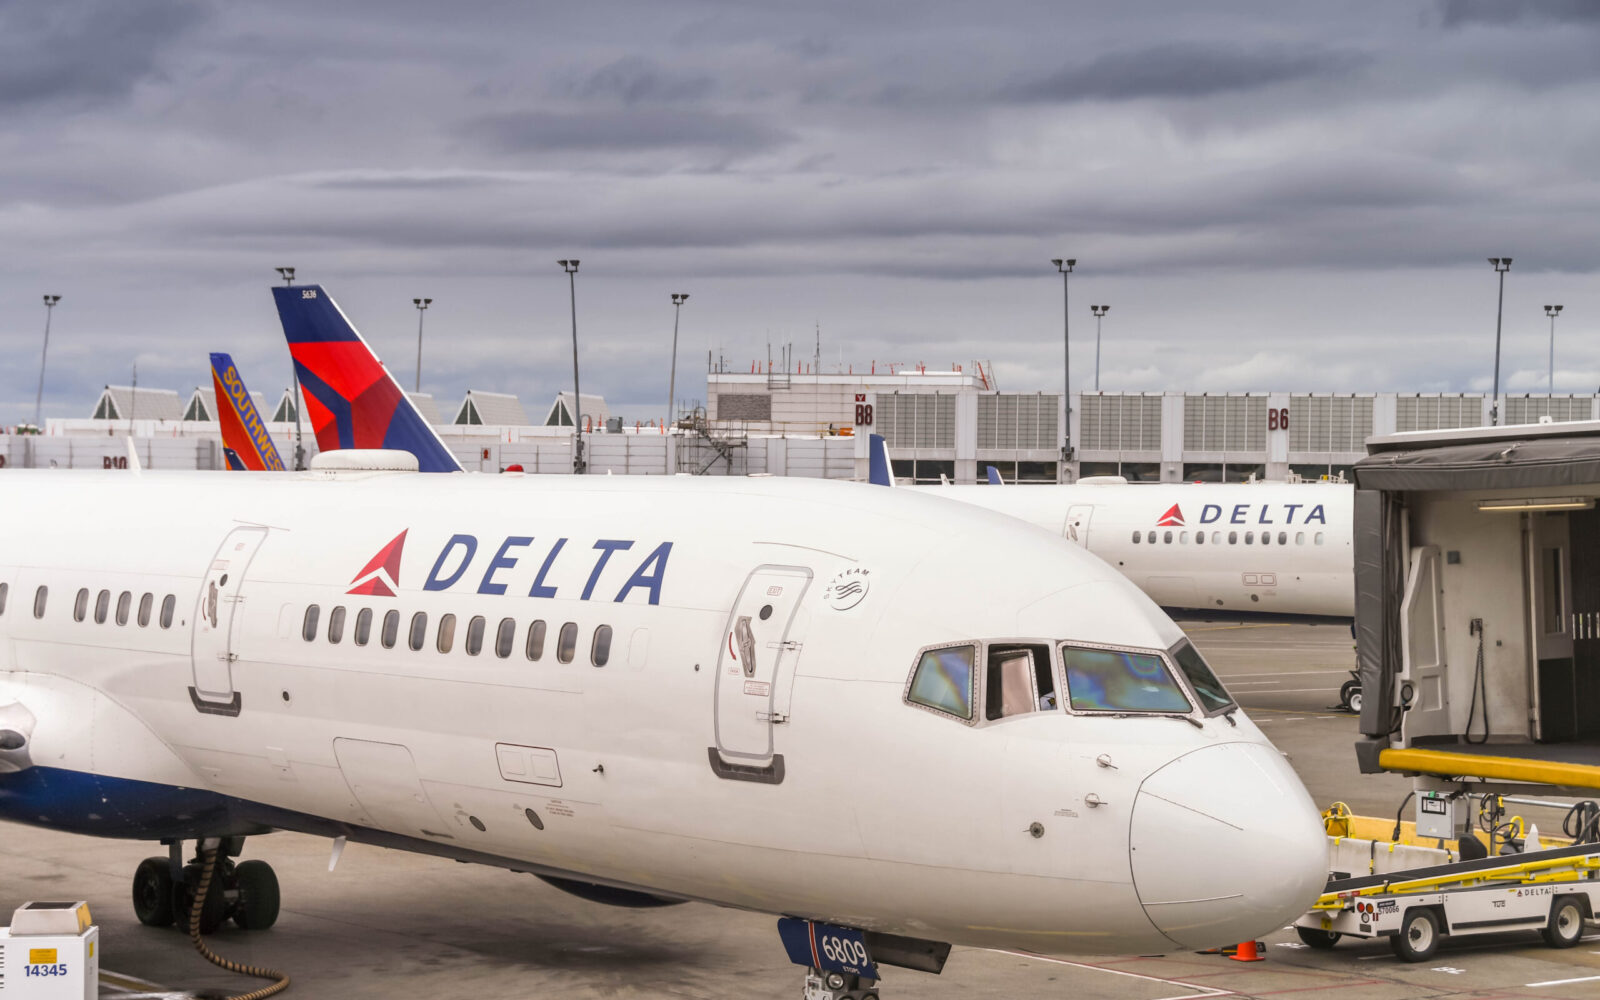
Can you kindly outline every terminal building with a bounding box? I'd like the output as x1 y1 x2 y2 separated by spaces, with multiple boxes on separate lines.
3 366 1597 483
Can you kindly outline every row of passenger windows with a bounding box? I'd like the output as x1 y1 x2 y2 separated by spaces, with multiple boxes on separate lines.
71 588 178 629
301 604 614 667
1132 529 1325 546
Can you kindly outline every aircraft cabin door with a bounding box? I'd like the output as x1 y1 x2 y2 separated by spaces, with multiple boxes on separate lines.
190 525 269 714
714 565 812 770
1398 545 1450 744
1065 505 1093 547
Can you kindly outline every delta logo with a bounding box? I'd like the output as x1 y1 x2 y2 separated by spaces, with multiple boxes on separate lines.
1156 504 1185 527
348 530 407 597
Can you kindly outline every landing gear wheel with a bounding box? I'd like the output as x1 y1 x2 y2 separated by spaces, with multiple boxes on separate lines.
1295 925 1340 949
1391 907 1440 962
233 860 281 930
1541 897 1585 948
1339 680 1362 714
132 857 175 927
174 861 229 934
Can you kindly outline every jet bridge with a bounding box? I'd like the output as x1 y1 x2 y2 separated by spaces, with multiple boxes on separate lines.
1353 420 1600 794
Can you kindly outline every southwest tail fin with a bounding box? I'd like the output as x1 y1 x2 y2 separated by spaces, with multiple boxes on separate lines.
270 285 463 473
210 352 285 471
867 433 895 487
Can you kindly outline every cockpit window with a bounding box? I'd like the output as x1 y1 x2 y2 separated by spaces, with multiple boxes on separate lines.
1171 640 1235 713
907 644 975 720
1061 645 1191 714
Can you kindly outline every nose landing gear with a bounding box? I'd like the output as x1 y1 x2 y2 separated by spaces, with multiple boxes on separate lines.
132 838 280 932
804 968 879 1000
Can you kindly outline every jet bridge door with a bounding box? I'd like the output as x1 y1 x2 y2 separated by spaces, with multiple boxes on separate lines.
1399 545 1450 744
714 565 811 767
190 525 269 714
1065 505 1093 547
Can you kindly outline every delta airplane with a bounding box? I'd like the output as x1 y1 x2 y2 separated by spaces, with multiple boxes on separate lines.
0 314 1327 1000
874 449 1354 624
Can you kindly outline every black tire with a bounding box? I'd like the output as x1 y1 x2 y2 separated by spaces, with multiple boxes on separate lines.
1339 680 1361 712
1541 896 1585 949
233 860 281 930
1391 907 1441 962
132 857 175 927
174 862 229 934
1348 689 1362 714
1295 925 1340 949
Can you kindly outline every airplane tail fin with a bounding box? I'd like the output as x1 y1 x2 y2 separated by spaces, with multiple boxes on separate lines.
986 465 1003 485
209 352 286 472
270 286 463 473
868 433 895 487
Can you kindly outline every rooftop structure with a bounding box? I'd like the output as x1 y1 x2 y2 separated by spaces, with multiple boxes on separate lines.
90 386 184 423
454 390 529 426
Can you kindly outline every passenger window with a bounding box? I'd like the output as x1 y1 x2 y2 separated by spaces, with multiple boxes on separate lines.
526 620 547 661
409 612 428 651
1163 531 1172 544
137 593 153 627
592 625 613 666
437 614 456 653
33 586 48 619
1131 531 1141 544
94 589 110 624
1227 531 1237 545
354 608 373 646
116 591 131 625
1245 531 1254 544
1180 531 1189 543
381 609 400 649
496 618 516 658
558 623 578 663
159 594 175 628
303 605 320 642
1061 645 1191 714
1278 531 1287 545
1146 531 1155 544
1315 532 1325 545
1260 532 1270 546
1196 531 1205 545
1295 531 1305 545
1211 531 1221 544
328 606 346 644
907 644 975 720
74 588 89 623
1171 640 1235 713
465 616 486 656
0 581 7 615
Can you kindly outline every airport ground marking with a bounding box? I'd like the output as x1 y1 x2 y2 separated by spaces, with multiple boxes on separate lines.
1526 974 1600 987
991 949 1232 999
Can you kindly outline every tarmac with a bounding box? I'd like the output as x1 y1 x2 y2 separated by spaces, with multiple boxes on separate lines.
5 622 1600 999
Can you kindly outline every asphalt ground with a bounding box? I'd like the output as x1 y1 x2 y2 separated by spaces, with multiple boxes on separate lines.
3 623 1600 999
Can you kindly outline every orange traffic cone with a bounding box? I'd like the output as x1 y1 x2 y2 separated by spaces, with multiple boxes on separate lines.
1229 940 1265 962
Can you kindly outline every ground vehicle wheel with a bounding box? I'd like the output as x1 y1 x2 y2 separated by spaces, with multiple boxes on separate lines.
1348 689 1362 713
1391 907 1440 962
1541 896 1585 948
173 863 229 934
233 860 281 930
1295 925 1340 949
1339 679 1360 712
132 858 175 927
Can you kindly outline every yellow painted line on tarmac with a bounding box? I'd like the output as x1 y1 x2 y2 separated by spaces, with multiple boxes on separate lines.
1184 623 1296 632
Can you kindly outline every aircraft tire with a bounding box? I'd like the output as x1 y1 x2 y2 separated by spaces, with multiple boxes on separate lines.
132 857 175 927
233 860 281 930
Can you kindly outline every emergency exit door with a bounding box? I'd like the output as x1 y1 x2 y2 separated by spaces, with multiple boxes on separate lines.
714 565 811 765
190 525 269 714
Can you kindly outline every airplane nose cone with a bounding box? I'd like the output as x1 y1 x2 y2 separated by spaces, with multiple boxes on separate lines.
1130 741 1326 950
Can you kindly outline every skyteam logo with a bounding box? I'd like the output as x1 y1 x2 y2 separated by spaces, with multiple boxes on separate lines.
1156 504 1185 527
349 530 408 597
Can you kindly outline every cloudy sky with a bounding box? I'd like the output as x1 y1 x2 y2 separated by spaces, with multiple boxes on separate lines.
3 0 1599 425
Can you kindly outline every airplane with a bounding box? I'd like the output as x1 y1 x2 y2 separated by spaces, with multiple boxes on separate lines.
273 285 463 473
0 449 1326 995
870 438 1353 625
209 352 285 472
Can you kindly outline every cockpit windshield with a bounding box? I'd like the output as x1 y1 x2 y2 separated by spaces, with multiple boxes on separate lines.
1060 645 1192 714
1170 639 1235 713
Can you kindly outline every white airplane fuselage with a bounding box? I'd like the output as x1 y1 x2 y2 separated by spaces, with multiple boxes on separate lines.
913 482 1354 623
0 469 1325 956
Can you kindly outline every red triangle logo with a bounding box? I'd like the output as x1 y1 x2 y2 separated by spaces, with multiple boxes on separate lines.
348 529 407 596
1156 504 1185 527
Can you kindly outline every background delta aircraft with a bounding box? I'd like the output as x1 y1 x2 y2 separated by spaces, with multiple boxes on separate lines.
0 463 1327 991
209 352 285 472
871 439 1354 624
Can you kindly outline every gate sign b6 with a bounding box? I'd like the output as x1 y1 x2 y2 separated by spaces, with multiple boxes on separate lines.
1267 407 1290 431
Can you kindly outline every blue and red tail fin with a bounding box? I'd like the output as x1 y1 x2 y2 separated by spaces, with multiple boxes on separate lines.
210 352 285 472
270 285 462 473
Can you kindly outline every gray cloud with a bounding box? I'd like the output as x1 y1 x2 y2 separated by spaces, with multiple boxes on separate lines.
564 56 714 104
1439 0 1600 28
1001 42 1368 102
0 0 208 108
458 108 792 155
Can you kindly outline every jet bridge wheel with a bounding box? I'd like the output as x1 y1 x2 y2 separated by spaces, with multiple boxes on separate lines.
1541 896 1586 949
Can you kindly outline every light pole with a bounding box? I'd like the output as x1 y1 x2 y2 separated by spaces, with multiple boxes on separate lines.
1090 304 1110 391
275 266 305 469
1052 258 1076 480
558 259 585 474
33 294 61 431
1545 304 1564 397
1488 257 1511 426
667 293 689 429
413 298 432 393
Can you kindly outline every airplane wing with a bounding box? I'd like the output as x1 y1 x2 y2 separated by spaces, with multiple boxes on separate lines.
270 285 463 473
867 433 895 487
209 352 286 471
